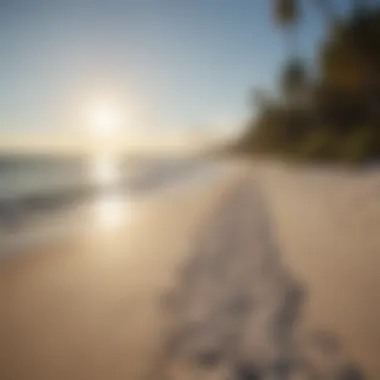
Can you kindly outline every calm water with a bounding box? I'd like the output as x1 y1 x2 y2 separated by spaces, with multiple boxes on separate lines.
0 154 207 195
0 153 217 227
0 153 225 255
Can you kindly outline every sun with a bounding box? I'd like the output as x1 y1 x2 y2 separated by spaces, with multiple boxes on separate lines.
87 100 123 138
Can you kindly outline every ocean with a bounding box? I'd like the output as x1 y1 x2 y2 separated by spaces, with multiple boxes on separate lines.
0 153 207 227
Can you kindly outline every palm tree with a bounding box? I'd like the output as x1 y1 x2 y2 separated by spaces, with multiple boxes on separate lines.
312 0 336 26
274 0 340 59
274 1 308 105
274 0 300 61
280 58 308 101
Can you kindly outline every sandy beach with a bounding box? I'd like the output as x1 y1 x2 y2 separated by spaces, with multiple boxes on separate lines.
0 163 241 380
257 162 380 379
0 161 379 379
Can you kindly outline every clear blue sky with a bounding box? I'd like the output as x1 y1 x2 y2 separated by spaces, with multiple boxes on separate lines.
0 0 353 139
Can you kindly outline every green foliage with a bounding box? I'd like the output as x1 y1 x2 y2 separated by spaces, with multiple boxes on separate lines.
338 125 378 163
296 128 334 159
280 59 308 99
321 8 380 93
238 4 380 164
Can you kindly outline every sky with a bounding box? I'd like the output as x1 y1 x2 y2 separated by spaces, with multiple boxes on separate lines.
0 0 354 149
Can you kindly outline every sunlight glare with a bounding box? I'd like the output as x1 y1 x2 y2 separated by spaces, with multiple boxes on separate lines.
87 100 123 138
89 154 118 186
94 193 127 230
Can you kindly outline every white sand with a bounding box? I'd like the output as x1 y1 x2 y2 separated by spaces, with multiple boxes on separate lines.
257 161 380 379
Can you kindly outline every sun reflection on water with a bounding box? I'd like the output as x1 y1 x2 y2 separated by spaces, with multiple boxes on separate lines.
87 154 132 231
94 193 128 230
89 154 119 186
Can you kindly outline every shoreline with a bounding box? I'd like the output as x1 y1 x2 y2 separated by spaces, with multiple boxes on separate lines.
0 161 379 379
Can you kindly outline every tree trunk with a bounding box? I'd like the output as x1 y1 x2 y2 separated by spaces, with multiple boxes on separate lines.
285 24 298 62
